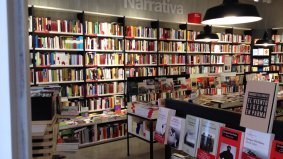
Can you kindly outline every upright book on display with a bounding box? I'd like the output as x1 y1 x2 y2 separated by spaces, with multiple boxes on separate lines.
240 81 278 133
270 140 283 159
182 115 200 157
196 119 225 159
167 116 186 150
216 127 244 159
154 107 176 144
242 128 274 159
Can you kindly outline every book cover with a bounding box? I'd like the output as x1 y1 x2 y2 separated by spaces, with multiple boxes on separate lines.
270 140 283 159
154 107 176 144
196 119 225 159
216 127 244 159
167 116 186 150
242 128 274 159
182 115 200 157
240 81 278 133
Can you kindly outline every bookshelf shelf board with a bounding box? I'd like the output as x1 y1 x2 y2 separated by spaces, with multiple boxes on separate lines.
187 40 209 44
232 42 251 45
84 11 124 18
272 52 283 54
252 65 269 66
86 93 125 98
32 31 83 36
86 79 125 83
211 41 232 44
97 64 124 67
79 136 127 148
33 48 84 52
211 52 232 54
37 81 84 85
232 63 250 65
275 42 283 45
187 63 210 66
35 65 84 68
125 50 157 53
125 64 157 67
158 51 186 54
252 55 270 57
158 64 186 66
85 34 123 38
271 63 283 65
125 36 157 40
187 51 211 54
59 117 127 131
233 52 250 55
210 63 224 65
158 38 186 42
85 49 123 53
64 96 84 99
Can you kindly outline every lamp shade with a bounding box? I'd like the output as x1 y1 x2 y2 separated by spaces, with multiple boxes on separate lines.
202 0 262 25
255 31 275 47
195 25 219 42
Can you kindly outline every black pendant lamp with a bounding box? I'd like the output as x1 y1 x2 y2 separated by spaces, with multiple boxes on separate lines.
255 31 275 47
202 0 262 25
195 25 219 42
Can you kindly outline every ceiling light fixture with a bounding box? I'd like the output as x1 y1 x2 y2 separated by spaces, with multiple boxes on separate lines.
254 31 275 47
202 0 262 25
195 25 219 42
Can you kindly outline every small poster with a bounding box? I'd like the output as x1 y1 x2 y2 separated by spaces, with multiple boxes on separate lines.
224 56 232 72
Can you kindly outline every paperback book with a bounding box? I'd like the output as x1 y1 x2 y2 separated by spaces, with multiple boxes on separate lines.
167 116 186 150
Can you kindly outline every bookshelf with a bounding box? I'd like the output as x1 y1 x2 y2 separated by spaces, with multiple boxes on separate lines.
271 28 283 76
28 5 254 148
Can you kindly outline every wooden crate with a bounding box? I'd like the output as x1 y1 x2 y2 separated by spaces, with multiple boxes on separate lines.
32 120 58 159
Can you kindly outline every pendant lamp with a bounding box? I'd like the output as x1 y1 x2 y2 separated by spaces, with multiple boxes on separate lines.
255 31 275 47
202 0 262 25
195 25 219 42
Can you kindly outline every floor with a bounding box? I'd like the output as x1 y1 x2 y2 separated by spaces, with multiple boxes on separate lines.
59 138 165 159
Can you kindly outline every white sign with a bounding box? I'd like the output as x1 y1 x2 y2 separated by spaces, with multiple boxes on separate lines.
124 0 184 15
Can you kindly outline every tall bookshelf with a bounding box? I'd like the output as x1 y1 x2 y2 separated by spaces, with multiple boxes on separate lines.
271 28 283 75
28 5 253 147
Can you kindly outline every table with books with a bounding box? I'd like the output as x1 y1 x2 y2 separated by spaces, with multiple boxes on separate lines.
126 102 159 159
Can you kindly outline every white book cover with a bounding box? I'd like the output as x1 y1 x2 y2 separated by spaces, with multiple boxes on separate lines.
154 107 176 144
240 81 278 133
242 128 274 159
167 116 186 150
196 119 225 159
182 115 200 157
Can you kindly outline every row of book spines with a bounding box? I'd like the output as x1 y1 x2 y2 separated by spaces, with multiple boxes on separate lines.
33 52 83 66
271 54 283 63
187 55 211 64
125 40 157 51
159 28 185 39
251 67 270 72
187 31 251 43
159 55 186 64
126 26 157 38
158 42 185 52
85 38 123 50
195 86 239 96
36 69 83 83
273 45 283 52
272 34 283 43
85 54 124 65
61 100 85 107
85 21 123 36
32 17 83 33
61 85 84 97
87 97 118 110
158 67 186 76
133 94 158 103
32 35 84 49
86 68 124 80
97 123 127 141
125 54 156 65
86 82 124 95
125 67 157 77
160 90 186 99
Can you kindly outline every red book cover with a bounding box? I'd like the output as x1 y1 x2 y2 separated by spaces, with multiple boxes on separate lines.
216 127 244 159
100 54 106 65
270 140 283 159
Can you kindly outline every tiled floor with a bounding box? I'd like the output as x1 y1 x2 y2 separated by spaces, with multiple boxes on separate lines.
59 138 165 159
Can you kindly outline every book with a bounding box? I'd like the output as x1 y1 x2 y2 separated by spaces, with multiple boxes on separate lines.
270 140 283 159
154 107 176 144
167 116 186 150
182 115 200 157
242 128 274 159
216 127 244 159
196 119 225 159
240 81 278 133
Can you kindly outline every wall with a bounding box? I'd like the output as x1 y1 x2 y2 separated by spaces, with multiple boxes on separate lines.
28 0 283 30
